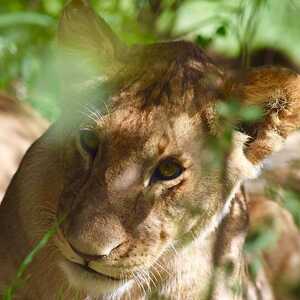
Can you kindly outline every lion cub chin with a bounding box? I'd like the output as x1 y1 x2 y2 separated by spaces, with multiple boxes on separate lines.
60 260 133 297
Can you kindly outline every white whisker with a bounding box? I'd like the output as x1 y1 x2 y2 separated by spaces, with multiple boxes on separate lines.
137 269 151 293
142 268 156 291
103 101 110 115
153 259 171 277
131 270 146 298
149 265 160 287
79 104 105 125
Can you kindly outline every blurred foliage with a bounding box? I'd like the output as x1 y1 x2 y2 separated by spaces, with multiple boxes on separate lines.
266 184 300 228
0 0 300 120
1 1 300 298
204 100 263 171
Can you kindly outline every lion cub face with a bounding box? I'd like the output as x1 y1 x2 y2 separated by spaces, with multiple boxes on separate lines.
55 5 227 292
56 93 227 294
52 1 300 296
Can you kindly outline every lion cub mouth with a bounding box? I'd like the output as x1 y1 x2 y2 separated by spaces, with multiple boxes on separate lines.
55 232 131 294
71 260 121 281
61 259 132 296
63 258 124 283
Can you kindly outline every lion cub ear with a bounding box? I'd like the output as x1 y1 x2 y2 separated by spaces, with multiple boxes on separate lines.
229 66 300 164
58 0 127 75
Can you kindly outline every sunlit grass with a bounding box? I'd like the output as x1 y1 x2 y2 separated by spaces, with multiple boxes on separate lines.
3 220 62 300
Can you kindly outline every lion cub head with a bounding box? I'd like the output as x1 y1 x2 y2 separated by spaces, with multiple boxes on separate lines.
49 0 300 296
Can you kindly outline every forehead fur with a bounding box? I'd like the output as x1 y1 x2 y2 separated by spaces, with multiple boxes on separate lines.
109 41 224 115
78 41 226 165
98 107 197 162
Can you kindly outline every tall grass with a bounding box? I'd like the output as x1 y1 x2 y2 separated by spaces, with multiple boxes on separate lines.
3 220 62 300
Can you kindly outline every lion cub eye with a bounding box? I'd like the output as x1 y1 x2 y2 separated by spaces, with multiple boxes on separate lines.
79 129 99 157
152 159 184 182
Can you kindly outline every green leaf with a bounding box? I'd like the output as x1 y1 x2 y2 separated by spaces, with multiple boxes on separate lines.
3 218 64 299
0 12 55 28
216 24 227 36
195 34 213 48
240 106 263 122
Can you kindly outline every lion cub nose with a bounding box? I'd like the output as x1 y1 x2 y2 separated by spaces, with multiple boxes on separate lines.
65 213 128 261
69 240 125 262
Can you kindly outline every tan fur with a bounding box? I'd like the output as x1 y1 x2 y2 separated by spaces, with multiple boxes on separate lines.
0 94 48 202
0 1 300 299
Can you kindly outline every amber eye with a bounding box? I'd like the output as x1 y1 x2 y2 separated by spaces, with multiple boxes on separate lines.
151 159 184 183
79 129 99 157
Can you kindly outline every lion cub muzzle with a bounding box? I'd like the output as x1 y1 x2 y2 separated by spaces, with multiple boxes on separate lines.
61 210 129 261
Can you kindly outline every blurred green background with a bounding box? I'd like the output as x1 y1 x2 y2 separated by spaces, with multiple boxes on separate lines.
0 0 300 120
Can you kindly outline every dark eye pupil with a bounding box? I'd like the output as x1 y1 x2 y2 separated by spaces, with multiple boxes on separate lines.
79 130 99 157
152 159 183 183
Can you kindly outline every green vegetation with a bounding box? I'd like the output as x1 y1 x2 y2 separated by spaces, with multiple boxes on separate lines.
1 0 300 299
1 0 300 120
3 219 62 300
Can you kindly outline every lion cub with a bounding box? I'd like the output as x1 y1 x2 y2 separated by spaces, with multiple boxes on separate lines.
1 1 300 299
